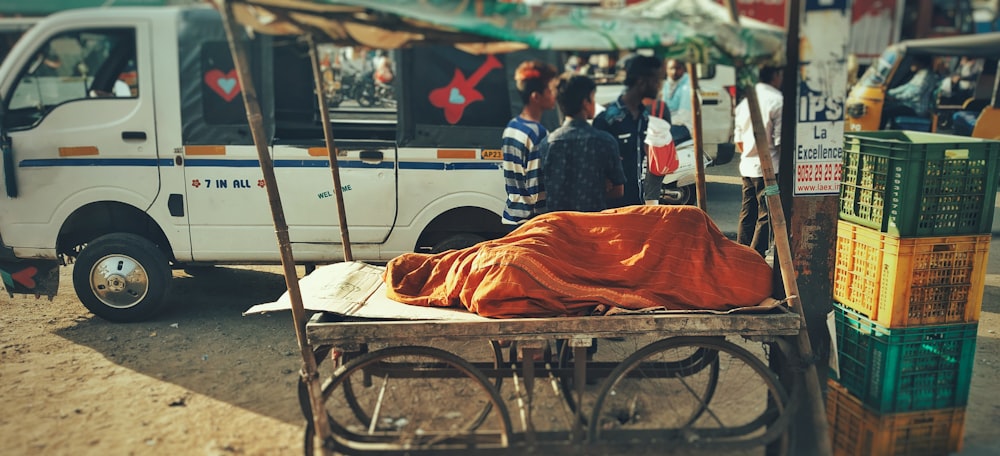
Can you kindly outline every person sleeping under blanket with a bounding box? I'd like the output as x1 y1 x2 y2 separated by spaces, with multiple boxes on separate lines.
384 205 773 318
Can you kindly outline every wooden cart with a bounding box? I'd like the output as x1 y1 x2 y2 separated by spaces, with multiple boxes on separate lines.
214 1 830 454
298 308 804 455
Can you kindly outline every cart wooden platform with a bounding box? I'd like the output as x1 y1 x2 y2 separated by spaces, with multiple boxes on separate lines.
299 308 804 455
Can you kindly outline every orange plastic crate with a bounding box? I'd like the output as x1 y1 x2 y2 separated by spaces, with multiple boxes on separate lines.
827 379 965 456
833 221 989 327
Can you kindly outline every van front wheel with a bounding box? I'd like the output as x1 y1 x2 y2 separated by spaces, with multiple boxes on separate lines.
72 233 171 323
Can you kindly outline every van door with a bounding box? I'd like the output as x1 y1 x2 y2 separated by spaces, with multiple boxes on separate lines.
0 24 159 253
177 31 398 262
275 140 398 248
182 140 398 261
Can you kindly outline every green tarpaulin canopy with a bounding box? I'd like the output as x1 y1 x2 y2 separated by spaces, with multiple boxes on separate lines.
228 0 785 66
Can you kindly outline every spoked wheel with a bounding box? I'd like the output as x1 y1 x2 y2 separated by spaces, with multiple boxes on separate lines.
589 337 790 455
321 346 513 452
555 335 718 427
337 342 503 432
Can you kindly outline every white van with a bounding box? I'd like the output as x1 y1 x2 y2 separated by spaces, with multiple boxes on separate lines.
0 6 556 321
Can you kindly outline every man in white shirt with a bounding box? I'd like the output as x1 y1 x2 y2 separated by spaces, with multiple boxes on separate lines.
734 66 783 258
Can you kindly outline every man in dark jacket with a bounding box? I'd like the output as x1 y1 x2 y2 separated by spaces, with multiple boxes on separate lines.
593 55 665 208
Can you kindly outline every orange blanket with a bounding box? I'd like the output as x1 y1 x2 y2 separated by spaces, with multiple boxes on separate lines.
385 205 773 318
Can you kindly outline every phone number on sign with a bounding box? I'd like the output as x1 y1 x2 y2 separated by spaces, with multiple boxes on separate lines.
796 162 841 183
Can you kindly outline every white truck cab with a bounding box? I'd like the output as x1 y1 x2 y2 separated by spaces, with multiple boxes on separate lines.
0 6 545 321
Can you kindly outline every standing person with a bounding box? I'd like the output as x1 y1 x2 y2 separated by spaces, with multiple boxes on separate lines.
501 60 559 228
593 54 665 208
539 74 626 212
735 66 783 258
660 58 693 142
373 50 394 85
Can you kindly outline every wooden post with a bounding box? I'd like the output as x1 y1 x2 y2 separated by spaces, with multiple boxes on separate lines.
306 35 354 262
217 2 332 454
686 62 708 210
722 1 833 455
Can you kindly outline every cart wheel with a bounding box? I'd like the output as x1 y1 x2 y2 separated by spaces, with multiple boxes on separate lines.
555 335 717 424
589 337 789 454
322 346 513 451
337 342 502 431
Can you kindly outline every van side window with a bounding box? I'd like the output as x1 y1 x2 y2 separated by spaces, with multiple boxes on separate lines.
201 41 258 125
4 28 136 130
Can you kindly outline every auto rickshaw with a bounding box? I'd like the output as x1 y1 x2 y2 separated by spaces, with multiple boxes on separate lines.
845 32 1000 138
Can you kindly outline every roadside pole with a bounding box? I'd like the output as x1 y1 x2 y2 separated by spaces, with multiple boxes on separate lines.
778 0 849 453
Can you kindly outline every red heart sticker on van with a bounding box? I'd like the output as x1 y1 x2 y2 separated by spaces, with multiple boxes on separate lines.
204 69 241 102
11 266 38 288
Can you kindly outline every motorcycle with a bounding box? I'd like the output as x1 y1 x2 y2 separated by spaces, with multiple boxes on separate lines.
355 70 396 108
654 139 735 205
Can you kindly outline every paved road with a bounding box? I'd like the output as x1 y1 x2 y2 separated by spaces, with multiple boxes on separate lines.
696 159 744 237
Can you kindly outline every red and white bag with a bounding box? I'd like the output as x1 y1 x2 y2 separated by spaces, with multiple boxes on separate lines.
645 115 678 176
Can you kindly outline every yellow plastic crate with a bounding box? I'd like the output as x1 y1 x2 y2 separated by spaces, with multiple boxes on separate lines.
827 379 965 456
833 221 989 327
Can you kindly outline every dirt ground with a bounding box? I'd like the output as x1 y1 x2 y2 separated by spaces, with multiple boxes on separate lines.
2 240 1000 455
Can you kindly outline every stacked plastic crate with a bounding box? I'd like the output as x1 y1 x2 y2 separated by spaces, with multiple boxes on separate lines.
828 131 1000 455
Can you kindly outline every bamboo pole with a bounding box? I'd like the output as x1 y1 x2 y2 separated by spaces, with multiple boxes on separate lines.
686 62 708 210
216 2 332 454
306 35 354 262
722 1 833 455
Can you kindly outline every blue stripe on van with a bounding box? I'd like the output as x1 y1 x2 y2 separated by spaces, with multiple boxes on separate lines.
399 162 501 171
20 158 172 167
184 159 261 167
273 159 395 169
19 158 497 170
446 162 501 171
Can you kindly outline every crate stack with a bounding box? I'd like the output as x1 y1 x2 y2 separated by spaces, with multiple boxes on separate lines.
828 131 1000 456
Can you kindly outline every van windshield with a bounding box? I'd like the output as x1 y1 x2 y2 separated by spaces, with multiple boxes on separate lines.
858 47 901 88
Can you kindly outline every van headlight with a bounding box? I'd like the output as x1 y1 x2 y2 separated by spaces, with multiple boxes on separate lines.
846 103 866 118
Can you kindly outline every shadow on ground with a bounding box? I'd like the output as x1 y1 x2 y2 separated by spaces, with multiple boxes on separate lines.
54 265 311 425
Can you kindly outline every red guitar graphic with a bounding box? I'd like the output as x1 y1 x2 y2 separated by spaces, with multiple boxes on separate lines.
429 55 503 124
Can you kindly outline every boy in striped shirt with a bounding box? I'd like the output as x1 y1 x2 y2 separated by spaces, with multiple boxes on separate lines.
501 60 559 228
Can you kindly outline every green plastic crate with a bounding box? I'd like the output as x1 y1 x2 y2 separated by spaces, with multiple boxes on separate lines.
831 302 978 413
839 131 1000 237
